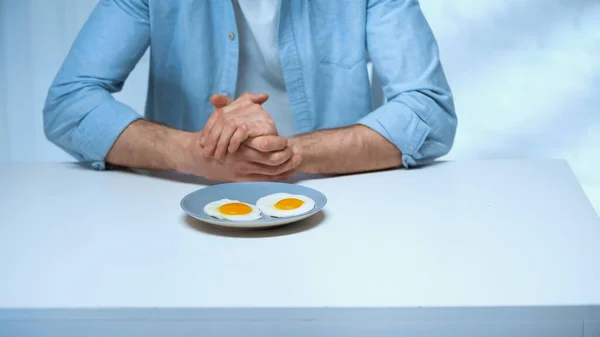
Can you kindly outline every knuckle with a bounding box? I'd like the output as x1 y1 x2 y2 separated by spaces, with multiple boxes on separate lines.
263 119 276 130
249 103 261 112
269 152 284 165
208 131 220 140
224 116 236 127
260 138 271 151
227 115 241 125
269 163 288 176
286 158 297 170
236 97 251 106
284 157 297 170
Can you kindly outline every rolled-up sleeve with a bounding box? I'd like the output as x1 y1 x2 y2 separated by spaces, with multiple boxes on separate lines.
358 0 457 167
43 0 150 169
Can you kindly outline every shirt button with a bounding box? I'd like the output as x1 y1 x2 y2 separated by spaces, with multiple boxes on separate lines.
228 32 235 40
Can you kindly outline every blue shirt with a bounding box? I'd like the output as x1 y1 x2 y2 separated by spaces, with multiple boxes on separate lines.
43 0 457 169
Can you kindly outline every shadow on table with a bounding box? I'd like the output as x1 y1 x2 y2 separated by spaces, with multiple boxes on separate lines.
183 210 327 238
141 170 219 185
71 160 448 187
72 162 332 185
142 171 331 186
71 162 218 185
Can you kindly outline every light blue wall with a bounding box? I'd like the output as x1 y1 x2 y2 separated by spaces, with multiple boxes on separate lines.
1 0 599 210
0 0 149 163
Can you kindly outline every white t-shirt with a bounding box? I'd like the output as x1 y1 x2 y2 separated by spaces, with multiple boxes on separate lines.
233 0 296 138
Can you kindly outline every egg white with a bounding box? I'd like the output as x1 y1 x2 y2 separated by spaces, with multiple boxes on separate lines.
256 193 315 218
203 199 262 221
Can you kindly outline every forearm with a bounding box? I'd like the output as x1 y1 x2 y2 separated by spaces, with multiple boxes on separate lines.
105 120 195 172
289 125 402 174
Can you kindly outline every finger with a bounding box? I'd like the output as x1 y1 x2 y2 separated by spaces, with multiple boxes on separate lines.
220 97 255 114
239 92 269 105
273 154 302 175
204 93 267 144
239 145 293 166
244 154 302 176
201 100 250 144
245 136 288 152
220 93 267 115
246 121 278 139
200 112 221 145
204 102 267 150
242 103 276 136
210 94 232 109
214 124 238 160
228 124 249 153
203 122 225 158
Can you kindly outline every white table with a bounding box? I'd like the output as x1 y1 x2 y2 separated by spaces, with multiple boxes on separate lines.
1 160 599 337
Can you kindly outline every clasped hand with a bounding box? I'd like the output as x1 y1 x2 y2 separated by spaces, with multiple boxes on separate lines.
196 93 301 182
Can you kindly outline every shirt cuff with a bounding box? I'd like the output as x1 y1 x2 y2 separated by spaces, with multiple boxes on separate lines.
72 99 142 170
357 101 431 168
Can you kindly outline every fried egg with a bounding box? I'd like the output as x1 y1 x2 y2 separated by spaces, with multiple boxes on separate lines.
256 193 315 218
203 199 262 221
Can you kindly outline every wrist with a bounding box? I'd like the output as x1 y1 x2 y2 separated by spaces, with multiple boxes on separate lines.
288 136 313 174
288 136 301 156
169 130 202 174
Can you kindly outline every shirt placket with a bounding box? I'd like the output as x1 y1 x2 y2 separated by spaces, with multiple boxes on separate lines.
220 0 239 99
277 0 312 134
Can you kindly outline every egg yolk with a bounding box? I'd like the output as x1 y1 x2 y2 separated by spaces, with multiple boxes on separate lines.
219 202 252 215
274 198 304 210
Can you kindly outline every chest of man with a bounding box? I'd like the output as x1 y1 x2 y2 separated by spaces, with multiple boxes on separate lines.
146 0 367 71
143 0 373 135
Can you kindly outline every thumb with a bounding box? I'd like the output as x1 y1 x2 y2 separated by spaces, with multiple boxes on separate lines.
239 92 269 105
210 94 233 109
251 93 269 105
245 136 287 152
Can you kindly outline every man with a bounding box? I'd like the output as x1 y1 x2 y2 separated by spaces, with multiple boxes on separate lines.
44 0 457 182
